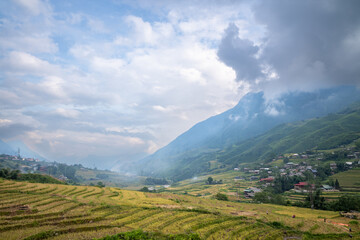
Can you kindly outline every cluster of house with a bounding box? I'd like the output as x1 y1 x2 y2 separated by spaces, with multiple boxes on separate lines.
290 151 360 160
0 154 52 174
243 187 262 198
0 154 40 162
236 156 359 182
293 182 338 193
236 150 360 198
281 162 318 177
243 181 338 198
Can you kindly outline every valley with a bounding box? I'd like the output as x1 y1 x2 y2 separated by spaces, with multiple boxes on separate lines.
1 99 360 239
1 0 360 239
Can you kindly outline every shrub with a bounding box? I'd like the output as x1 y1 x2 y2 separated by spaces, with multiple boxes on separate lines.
214 193 228 201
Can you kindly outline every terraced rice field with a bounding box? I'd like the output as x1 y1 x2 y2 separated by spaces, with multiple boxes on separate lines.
330 168 360 191
0 179 358 239
165 172 255 201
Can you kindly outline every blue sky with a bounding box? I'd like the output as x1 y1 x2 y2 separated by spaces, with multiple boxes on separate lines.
0 0 359 169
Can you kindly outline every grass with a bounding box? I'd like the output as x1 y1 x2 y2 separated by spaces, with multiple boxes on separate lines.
0 179 358 239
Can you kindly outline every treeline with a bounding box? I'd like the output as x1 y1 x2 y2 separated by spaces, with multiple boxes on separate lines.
272 175 305 193
0 168 19 180
255 189 360 212
206 177 223 185
295 191 360 212
18 173 64 184
0 168 64 184
139 186 156 192
144 177 169 185
45 164 77 181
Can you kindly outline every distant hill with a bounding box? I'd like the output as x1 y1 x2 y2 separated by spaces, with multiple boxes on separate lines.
6 140 46 160
138 86 360 181
1 140 46 160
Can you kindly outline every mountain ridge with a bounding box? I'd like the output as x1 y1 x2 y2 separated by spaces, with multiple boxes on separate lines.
136 86 360 180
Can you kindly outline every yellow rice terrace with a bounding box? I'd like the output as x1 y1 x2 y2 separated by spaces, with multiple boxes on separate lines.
0 179 358 240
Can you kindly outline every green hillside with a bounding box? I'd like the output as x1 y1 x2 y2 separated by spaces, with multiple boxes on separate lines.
218 104 360 165
155 103 360 181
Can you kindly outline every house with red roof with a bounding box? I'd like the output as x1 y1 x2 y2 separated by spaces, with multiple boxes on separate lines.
260 177 274 183
294 182 315 191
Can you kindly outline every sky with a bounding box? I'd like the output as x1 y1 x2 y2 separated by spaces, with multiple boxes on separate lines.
0 0 359 169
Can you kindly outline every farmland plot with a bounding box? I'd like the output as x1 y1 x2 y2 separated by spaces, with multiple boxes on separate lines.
0 179 358 239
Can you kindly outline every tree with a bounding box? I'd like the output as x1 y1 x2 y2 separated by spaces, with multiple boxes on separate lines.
97 181 105 188
215 193 228 201
355 139 360 151
254 191 286 205
207 177 213 185
335 179 340 190
312 189 325 209
140 187 149 192
0 168 19 180
9 170 20 180
144 177 168 185
336 163 346 172
260 170 269 179
335 195 360 211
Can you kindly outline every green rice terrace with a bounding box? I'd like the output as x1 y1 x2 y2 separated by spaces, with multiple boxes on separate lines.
0 179 359 240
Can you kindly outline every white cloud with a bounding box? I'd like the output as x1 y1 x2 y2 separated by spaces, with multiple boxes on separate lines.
0 35 58 54
1 51 59 76
152 105 176 112
125 15 158 45
12 0 50 16
179 68 206 85
91 57 126 75
0 0 251 167
0 119 12 125
54 108 80 119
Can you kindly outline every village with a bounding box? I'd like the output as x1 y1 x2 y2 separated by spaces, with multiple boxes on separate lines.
0 154 79 181
235 149 360 198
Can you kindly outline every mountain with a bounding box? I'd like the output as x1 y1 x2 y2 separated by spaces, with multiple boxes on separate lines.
3 140 46 160
0 140 15 155
217 102 360 165
138 86 360 180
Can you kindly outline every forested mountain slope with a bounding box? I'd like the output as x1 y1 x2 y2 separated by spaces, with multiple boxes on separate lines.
217 102 360 165
138 87 360 181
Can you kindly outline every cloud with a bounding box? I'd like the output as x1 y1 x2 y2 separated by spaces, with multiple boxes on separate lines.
218 23 262 83
0 119 12 125
12 0 51 16
217 0 360 96
0 51 59 76
0 123 34 139
0 35 58 54
54 108 80 119
3 0 358 169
